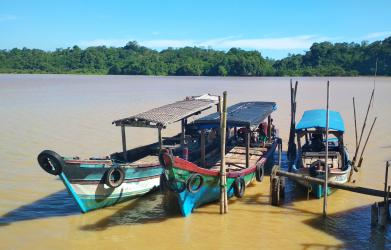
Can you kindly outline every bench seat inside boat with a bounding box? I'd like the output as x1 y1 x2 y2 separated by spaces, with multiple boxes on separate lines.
302 151 340 169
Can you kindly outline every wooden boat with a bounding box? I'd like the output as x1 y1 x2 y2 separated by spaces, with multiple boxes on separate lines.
290 109 352 198
37 94 218 213
160 101 279 216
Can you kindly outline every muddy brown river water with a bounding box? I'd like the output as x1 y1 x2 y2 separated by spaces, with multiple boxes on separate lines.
0 75 390 249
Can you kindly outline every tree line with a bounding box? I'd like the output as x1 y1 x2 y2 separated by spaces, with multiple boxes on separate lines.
0 37 390 76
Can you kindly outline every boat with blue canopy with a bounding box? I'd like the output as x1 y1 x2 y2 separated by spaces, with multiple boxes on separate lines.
291 109 352 198
159 101 280 216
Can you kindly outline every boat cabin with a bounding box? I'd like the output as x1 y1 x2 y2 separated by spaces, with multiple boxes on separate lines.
193 101 277 169
295 109 347 172
110 94 218 165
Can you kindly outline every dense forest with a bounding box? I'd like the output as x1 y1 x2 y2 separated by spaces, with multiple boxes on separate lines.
0 37 390 76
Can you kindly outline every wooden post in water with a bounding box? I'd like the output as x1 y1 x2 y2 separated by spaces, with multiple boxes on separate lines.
385 161 390 219
121 125 127 161
220 91 228 214
323 81 330 217
200 129 206 167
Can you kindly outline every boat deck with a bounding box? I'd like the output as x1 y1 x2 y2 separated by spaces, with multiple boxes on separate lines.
127 155 159 167
207 146 266 171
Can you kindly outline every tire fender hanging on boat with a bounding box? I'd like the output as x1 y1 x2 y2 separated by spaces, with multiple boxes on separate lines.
105 166 125 188
233 177 246 198
256 164 265 182
186 173 204 193
37 150 65 175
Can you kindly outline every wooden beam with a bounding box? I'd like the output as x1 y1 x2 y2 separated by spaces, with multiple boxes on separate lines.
267 115 272 143
121 125 127 161
158 126 163 150
220 91 228 214
275 169 387 197
200 129 206 167
245 131 250 168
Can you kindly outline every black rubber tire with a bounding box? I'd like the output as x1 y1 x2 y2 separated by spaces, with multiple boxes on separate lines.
271 177 280 206
233 177 246 198
37 150 65 175
186 174 204 193
105 166 125 188
255 164 264 182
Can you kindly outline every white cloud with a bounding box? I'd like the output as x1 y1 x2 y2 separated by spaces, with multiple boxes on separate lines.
0 14 16 22
363 31 391 40
78 35 334 51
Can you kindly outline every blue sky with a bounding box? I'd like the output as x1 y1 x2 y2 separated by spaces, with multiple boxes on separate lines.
0 0 390 59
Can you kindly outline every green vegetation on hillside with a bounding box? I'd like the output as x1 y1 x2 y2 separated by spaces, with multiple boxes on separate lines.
0 37 390 76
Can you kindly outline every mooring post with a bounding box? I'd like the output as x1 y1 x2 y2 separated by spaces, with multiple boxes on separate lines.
371 202 379 226
121 125 127 161
385 161 390 219
220 91 228 214
323 81 330 217
278 141 282 167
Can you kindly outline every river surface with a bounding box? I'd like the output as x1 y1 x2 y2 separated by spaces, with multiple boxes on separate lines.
0 75 390 249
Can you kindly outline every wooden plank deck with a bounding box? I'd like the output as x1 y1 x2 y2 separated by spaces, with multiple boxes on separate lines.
207 146 265 171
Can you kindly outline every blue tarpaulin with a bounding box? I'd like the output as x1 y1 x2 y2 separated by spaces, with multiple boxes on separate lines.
296 109 345 132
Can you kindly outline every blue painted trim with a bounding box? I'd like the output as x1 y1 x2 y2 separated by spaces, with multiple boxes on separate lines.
60 172 88 213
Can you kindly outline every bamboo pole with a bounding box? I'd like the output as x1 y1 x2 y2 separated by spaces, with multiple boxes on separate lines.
121 125 127 161
357 117 377 168
220 91 228 214
323 81 330 217
275 169 387 197
353 89 374 165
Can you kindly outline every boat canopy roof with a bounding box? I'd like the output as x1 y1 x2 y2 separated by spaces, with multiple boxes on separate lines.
194 101 277 129
296 109 345 133
113 94 218 128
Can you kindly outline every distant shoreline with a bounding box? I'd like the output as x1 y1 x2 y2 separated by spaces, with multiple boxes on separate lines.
1 37 390 77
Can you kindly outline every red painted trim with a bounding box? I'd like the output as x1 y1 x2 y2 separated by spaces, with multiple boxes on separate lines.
172 140 278 178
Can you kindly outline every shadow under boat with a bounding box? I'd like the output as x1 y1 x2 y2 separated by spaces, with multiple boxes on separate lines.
0 189 80 226
79 191 181 231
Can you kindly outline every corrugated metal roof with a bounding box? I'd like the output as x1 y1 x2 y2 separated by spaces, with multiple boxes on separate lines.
296 109 345 132
113 94 218 128
194 101 277 129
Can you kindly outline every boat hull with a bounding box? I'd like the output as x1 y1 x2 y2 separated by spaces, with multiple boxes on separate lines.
60 161 162 212
163 141 277 216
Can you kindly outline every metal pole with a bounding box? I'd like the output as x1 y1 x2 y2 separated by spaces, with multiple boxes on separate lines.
121 125 127 161
384 161 389 215
323 81 330 217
